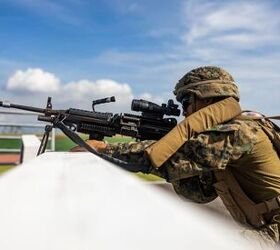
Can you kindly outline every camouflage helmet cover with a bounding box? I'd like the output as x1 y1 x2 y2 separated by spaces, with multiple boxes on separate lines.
174 66 240 102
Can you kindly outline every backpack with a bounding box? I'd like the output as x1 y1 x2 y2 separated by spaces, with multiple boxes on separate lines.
257 116 280 157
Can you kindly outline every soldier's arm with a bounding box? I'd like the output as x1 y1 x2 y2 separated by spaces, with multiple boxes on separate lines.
101 131 236 181
100 132 238 181
102 140 155 166
162 124 256 182
91 121 255 181
102 140 168 179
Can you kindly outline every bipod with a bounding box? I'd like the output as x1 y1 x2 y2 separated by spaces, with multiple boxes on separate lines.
37 125 53 156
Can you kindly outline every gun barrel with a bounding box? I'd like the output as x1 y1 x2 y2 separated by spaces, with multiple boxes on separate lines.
0 101 45 113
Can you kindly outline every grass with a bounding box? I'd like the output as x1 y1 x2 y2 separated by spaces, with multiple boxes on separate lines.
55 134 81 151
135 172 163 181
0 138 21 149
54 134 135 151
0 134 134 152
0 165 16 175
0 134 163 181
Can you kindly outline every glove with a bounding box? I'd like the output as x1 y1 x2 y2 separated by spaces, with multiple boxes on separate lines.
70 140 108 152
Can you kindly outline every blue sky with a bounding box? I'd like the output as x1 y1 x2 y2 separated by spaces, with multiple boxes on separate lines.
0 0 279 116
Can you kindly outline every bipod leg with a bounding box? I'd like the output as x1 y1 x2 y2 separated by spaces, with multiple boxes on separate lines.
37 125 53 156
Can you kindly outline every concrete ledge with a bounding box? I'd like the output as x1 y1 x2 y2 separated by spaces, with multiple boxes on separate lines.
0 152 259 250
20 134 41 163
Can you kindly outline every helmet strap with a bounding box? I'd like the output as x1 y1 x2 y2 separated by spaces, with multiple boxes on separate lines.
192 95 197 113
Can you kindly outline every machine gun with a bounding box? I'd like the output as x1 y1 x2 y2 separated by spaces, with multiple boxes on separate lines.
0 97 180 172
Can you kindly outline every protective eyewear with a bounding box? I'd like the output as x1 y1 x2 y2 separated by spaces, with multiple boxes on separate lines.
181 95 194 111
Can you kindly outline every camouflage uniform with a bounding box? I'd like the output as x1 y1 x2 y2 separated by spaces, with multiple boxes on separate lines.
102 66 280 246
104 118 278 203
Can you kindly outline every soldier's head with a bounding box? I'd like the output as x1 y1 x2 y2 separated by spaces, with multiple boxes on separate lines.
174 66 239 116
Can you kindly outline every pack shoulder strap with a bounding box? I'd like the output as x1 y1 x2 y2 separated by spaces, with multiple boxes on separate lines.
236 114 280 157
266 116 280 120
145 97 242 168
259 120 280 157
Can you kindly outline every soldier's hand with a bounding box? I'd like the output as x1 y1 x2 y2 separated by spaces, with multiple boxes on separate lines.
70 140 108 152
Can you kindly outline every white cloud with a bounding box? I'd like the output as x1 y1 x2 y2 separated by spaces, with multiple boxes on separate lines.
4 67 180 118
6 68 60 93
60 79 134 108
5 69 134 107
182 0 280 48
4 68 143 113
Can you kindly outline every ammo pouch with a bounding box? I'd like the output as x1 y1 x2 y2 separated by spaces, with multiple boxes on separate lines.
145 97 242 168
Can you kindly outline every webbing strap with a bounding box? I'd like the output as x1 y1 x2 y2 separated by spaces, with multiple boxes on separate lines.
236 113 280 157
236 115 280 121
255 196 280 214
267 116 280 120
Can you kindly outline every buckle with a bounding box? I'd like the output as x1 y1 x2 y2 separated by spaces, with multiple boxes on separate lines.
276 196 280 207
264 196 280 213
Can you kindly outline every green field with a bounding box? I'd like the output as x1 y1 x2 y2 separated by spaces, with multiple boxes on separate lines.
0 134 135 152
55 134 135 151
0 135 163 181
0 138 21 149
0 165 16 175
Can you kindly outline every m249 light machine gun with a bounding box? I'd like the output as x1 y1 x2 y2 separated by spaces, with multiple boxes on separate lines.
0 97 180 173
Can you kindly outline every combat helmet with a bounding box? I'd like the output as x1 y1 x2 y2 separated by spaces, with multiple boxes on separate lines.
174 66 240 102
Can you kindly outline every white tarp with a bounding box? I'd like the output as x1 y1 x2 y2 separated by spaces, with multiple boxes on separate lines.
0 152 264 250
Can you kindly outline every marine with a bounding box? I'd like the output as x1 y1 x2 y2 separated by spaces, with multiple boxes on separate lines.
74 66 280 247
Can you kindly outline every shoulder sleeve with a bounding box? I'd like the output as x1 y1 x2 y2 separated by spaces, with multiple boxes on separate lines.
183 120 259 168
161 131 234 182
163 120 258 181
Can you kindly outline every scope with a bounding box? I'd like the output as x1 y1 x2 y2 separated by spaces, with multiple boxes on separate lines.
131 99 180 117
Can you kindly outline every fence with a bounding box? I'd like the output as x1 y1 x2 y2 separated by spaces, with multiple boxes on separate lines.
0 110 55 165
